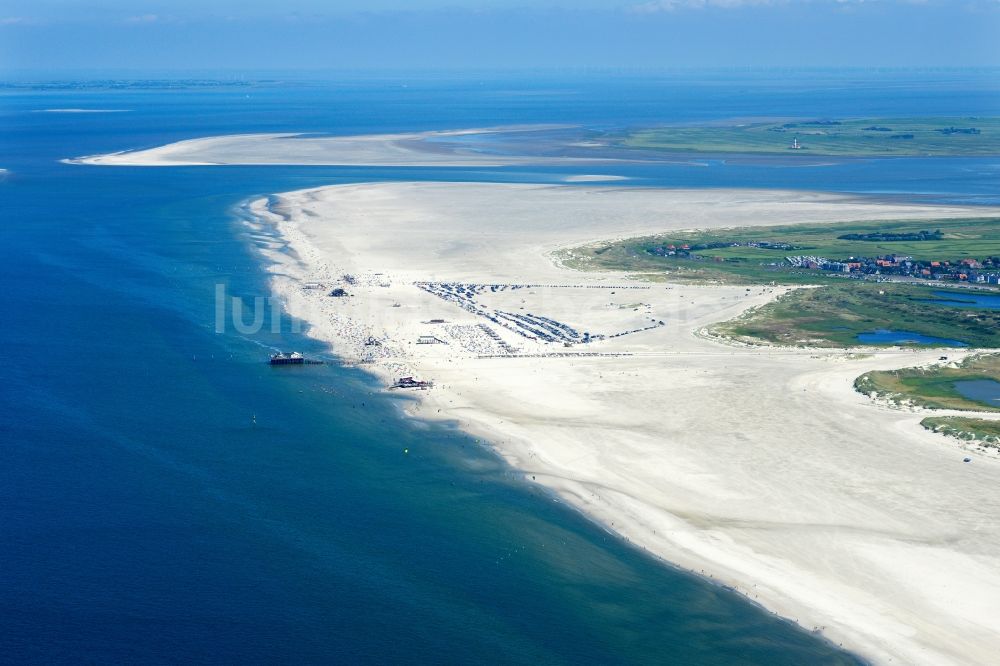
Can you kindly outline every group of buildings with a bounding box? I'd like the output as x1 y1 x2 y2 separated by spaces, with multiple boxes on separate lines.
647 241 1000 284
784 254 1000 283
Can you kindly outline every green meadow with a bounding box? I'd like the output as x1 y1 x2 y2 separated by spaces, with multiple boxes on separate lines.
560 216 1000 348
559 217 1000 285
921 416 1000 447
714 282 1000 348
857 354 1000 411
620 117 1000 156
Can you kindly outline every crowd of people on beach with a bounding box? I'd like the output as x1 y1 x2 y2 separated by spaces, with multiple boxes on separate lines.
417 280 669 346
280 250 666 389
418 281 601 343
440 324 519 356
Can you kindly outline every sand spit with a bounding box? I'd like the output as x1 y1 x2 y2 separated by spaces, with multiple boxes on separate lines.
67 126 620 167
562 174 629 182
254 182 1000 666
35 108 131 113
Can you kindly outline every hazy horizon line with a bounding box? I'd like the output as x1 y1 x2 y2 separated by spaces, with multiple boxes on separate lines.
4 65 1000 82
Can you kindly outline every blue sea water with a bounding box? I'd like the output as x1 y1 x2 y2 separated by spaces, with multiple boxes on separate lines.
2 72 997 664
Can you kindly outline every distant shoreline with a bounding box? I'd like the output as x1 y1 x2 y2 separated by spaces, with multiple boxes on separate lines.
620 117 1000 157
65 118 1000 168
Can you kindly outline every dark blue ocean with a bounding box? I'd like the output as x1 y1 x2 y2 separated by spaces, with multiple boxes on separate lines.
1 72 997 664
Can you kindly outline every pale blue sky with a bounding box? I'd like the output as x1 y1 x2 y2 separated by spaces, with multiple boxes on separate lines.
2 0 999 73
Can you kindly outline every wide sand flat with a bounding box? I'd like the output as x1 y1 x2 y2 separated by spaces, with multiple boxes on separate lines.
256 182 1000 665
68 127 608 167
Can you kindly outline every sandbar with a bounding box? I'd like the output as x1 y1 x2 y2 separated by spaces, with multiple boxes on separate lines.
67 126 615 167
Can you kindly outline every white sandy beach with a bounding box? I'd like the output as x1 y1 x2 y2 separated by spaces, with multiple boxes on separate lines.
251 181 1000 666
34 108 131 113
68 126 612 167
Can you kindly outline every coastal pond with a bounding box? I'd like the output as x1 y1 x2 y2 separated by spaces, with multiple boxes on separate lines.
953 379 1000 406
856 329 968 347
922 290 1000 310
